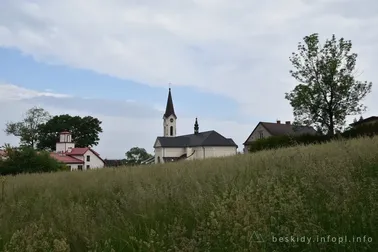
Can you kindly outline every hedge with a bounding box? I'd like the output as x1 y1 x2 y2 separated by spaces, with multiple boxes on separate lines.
0 147 69 176
249 122 378 153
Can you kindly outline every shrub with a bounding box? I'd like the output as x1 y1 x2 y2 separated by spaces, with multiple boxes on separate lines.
249 133 331 153
342 121 378 138
0 147 68 176
249 122 378 153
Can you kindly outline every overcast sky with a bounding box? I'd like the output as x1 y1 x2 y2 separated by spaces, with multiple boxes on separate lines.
0 0 377 158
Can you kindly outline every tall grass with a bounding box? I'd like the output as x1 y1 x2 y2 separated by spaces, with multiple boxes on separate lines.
1 137 378 251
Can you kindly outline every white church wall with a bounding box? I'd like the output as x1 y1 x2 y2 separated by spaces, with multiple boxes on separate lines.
192 147 204 160
203 146 237 158
155 147 163 163
154 147 185 164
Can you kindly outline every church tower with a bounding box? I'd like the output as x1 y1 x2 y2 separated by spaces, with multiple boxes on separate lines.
163 88 177 137
56 131 75 153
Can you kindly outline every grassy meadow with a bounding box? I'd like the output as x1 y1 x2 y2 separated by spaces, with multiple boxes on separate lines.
1 137 378 251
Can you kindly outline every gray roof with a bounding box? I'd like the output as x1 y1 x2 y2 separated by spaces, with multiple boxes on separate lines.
244 122 317 145
154 130 238 148
349 116 378 127
262 122 317 136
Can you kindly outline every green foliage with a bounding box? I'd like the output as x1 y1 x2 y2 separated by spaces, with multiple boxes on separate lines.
125 147 153 165
37 114 103 151
249 133 331 153
0 146 68 176
286 33 372 136
249 122 378 153
1 137 378 251
342 122 378 139
5 107 51 148
104 159 127 167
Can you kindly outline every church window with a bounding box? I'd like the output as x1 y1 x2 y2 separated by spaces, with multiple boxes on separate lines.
170 126 173 136
157 156 160 163
170 118 174 122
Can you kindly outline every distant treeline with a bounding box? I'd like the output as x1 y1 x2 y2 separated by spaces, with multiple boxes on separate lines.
104 159 127 167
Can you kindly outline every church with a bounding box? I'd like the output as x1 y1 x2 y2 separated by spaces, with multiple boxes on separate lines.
153 88 238 164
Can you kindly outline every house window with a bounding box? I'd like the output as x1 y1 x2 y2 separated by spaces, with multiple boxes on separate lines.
78 165 83 170
259 131 264 139
86 165 90 169
170 126 173 136
86 155 90 161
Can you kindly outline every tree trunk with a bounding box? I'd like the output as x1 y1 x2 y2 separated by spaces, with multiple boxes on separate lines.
328 113 334 137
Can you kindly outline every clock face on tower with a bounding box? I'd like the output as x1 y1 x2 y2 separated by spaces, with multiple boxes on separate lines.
170 118 174 122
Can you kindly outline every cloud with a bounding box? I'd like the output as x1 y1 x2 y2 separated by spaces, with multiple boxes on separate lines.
0 84 71 101
0 0 377 122
0 84 251 158
0 1 377 158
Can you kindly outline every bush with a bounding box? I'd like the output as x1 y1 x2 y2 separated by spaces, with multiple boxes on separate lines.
0 147 68 176
249 122 378 153
249 133 331 153
342 121 378 138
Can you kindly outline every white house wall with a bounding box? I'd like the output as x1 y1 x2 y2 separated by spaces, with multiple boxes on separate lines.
244 124 272 153
69 151 104 170
83 150 104 169
56 142 75 153
68 164 80 171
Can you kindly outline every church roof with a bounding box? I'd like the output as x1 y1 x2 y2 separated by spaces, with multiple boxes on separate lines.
163 88 177 119
154 130 238 148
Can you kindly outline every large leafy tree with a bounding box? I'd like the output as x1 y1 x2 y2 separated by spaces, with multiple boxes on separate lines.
285 33 372 136
36 114 102 151
5 107 51 148
125 147 153 165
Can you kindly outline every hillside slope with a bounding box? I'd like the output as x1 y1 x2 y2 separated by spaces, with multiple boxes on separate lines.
1 137 378 251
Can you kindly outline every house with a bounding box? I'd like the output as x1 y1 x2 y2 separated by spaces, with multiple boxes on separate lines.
50 131 105 171
0 149 7 160
153 88 238 164
349 116 378 128
243 120 317 153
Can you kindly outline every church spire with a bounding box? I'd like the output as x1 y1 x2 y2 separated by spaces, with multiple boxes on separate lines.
163 88 177 119
194 118 199 134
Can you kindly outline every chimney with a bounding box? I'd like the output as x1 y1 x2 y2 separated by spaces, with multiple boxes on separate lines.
285 121 291 125
276 120 281 124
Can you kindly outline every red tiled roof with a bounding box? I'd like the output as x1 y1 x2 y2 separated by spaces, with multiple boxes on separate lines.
50 153 84 164
68 147 89 155
67 147 104 163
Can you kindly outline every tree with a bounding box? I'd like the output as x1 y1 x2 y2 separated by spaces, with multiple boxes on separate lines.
0 145 68 175
5 107 51 148
125 147 153 165
36 114 102 151
285 33 372 136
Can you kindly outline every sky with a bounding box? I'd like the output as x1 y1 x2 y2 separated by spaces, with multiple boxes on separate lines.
0 0 377 159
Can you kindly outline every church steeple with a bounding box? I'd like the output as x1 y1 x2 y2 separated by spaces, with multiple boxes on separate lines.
163 88 177 119
163 87 177 137
194 118 199 134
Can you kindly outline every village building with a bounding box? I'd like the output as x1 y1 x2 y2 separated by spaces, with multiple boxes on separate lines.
243 120 317 153
349 116 378 128
152 88 238 164
50 131 105 171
